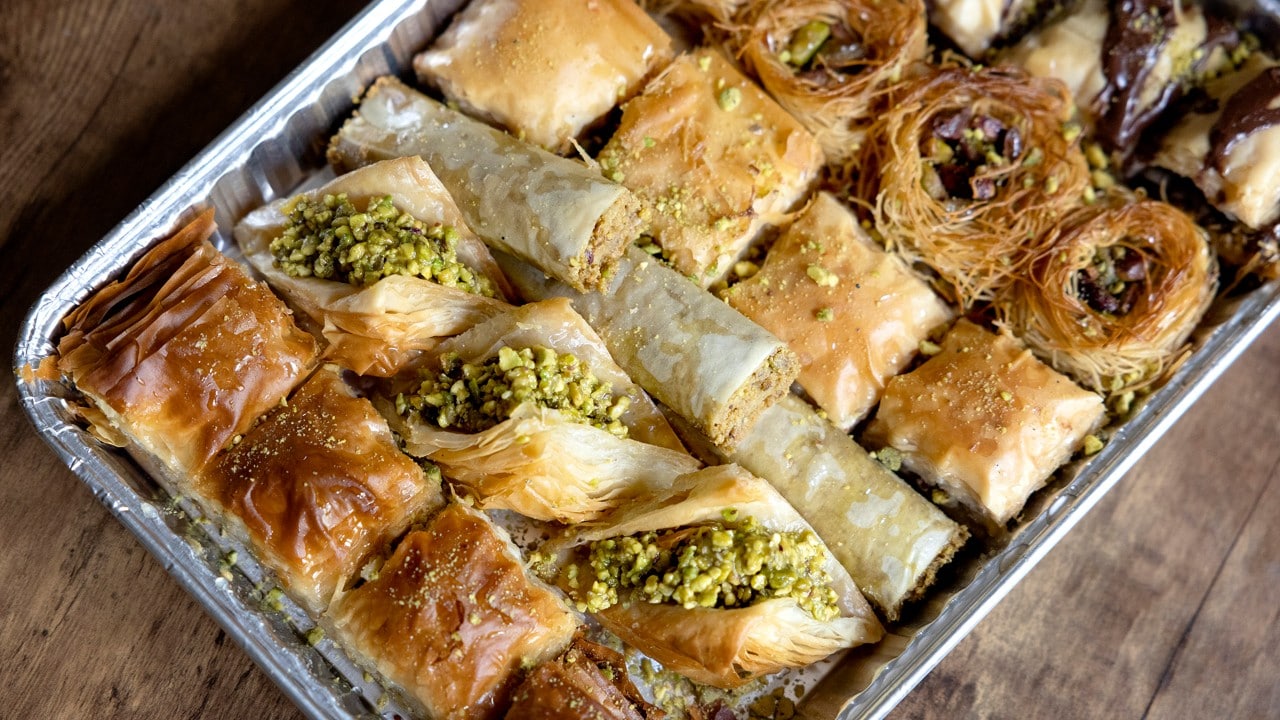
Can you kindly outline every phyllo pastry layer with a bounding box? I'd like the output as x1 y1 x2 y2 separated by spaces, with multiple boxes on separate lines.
547 464 883 689
505 637 663 720
725 192 952 430
864 319 1105 527
329 77 643 293
328 502 578 720
599 48 823 287
415 0 672 154
57 211 319 482
383 298 700 524
725 395 966 621
199 367 443 614
235 156 512 377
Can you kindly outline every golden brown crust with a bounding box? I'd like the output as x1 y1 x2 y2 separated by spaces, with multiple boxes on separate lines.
731 0 928 165
725 193 951 429
198 368 443 614
328 503 577 720
864 320 1105 526
415 0 673 153
57 211 320 479
600 49 823 287
506 638 664 720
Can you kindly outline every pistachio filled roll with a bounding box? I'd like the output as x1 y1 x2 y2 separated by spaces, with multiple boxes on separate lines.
856 65 1090 307
721 395 966 621
382 298 699 524
57 211 319 484
327 503 579 720
415 0 673 154
729 0 927 165
329 77 645 292
724 193 952 430
996 194 1216 397
544 465 883 688
235 157 512 377
199 368 443 614
1002 0 1240 155
497 247 800 448
598 49 823 287
864 320 1105 528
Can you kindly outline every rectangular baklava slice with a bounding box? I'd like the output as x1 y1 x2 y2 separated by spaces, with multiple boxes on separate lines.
725 192 952 430
57 211 319 484
327 503 578 720
198 367 444 614
415 0 672 153
864 319 1105 528
599 48 823 287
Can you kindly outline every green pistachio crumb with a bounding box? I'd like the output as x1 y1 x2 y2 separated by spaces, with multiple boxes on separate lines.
806 264 839 287
718 86 743 112
269 193 494 296
815 307 834 322
305 627 325 646
1083 434 1105 455
919 339 942 356
873 446 903 472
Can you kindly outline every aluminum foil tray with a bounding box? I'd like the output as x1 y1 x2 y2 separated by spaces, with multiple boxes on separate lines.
14 0 1280 717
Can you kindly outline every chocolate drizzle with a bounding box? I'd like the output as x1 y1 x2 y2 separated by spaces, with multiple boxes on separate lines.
1208 67 1280 172
1096 0 1179 152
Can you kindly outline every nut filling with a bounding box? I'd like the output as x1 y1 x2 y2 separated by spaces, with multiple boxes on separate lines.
780 20 868 84
581 515 840 622
396 346 631 437
920 109 1025 202
270 192 495 296
1076 245 1148 315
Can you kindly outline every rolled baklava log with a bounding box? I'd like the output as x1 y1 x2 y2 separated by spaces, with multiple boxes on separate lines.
728 0 927 165
327 502 579 720
857 65 1090 307
505 637 664 720
724 192 952 430
198 367 444 614
380 298 701 524
1002 0 1239 155
863 320 1105 529
235 157 512 377
497 248 800 448
415 0 673 154
721 395 966 621
598 49 823 287
57 211 319 485
329 77 645 292
544 465 883 689
997 194 1216 398
1150 54 1280 233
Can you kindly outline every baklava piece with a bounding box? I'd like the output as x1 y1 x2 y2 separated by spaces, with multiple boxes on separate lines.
599 49 824 287
725 192 952 430
199 368 444 614
57 211 319 484
415 0 673 153
506 637 663 720
864 320 1105 527
328 503 578 720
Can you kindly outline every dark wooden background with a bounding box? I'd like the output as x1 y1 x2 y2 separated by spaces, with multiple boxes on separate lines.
1 1 1277 718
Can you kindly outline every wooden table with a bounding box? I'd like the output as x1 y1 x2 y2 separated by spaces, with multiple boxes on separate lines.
1 1 1277 718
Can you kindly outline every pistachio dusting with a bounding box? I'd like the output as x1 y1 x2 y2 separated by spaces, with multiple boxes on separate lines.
1076 245 1147 315
270 193 495 296
780 20 867 85
582 516 840 622
396 346 631 437
920 109 1024 201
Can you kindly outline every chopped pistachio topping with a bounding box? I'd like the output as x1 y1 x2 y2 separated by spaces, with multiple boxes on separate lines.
787 21 831 67
270 193 494 296
1083 434 1105 455
806 264 839 287
583 517 840 622
919 339 942 356
815 307 834 322
872 446 903 472
718 86 743 112
397 346 630 437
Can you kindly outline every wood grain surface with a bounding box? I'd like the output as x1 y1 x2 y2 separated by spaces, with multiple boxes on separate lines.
1 1 1277 719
